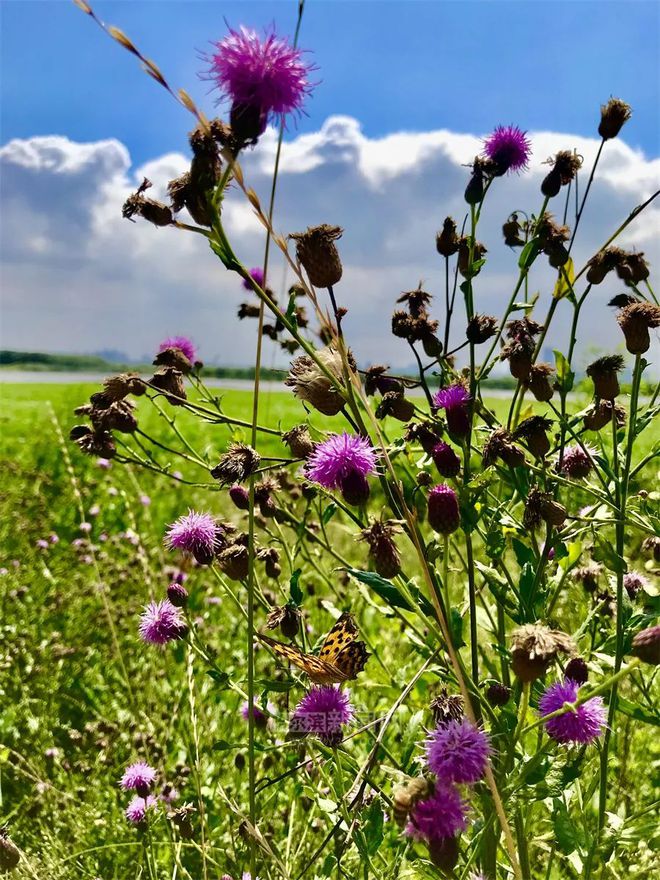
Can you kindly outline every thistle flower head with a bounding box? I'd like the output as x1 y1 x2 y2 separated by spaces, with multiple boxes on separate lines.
207 26 315 124
243 267 265 290
622 570 650 599
139 600 187 646
165 510 219 564
290 686 354 746
539 679 607 744
158 336 196 364
631 625 660 665
424 718 490 784
305 433 377 490
483 125 531 174
125 794 158 824
120 762 157 793
427 484 461 535
433 383 471 412
405 783 469 841
558 443 596 479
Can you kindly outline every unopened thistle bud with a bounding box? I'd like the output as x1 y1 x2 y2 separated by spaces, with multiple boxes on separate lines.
617 302 660 354
339 470 370 506
486 682 511 707
150 368 186 405
405 421 443 455
229 484 250 510
525 363 556 402
464 164 485 205
359 520 403 579
586 354 625 400
281 424 316 458
167 582 188 608
510 623 575 682
631 625 660 665
431 441 461 478
291 224 344 288
428 835 460 873
427 484 460 535
513 416 553 459
598 98 632 140
467 314 499 344
211 443 261 486
565 657 589 684
542 150 582 196
436 217 460 257
376 391 415 422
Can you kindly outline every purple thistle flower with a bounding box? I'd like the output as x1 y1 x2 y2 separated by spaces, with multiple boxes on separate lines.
405 783 469 841
96 457 112 469
558 443 595 479
125 794 158 824
305 433 377 504
120 761 157 793
139 600 187 646
160 784 179 805
622 570 650 599
165 509 218 565
36 539 49 550
207 26 315 125
424 718 490 784
159 336 197 364
290 686 354 746
243 267 265 290
433 384 471 439
539 679 607 745
427 484 461 536
483 125 531 174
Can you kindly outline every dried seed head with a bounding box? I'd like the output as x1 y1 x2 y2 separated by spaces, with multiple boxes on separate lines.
266 604 301 639
586 246 627 284
359 519 403 579
218 544 249 581
69 425 116 459
282 424 316 459
429 688 465 726
290 224 344 288
375 391 415 422
168 803 196 840
511 623 575 682
391 310 418 342
547 150 583 185
482 429 526 469
123 178 173 227
586 354 625 400
436 217 460 257
621 252 650 284
100 372 145 402
210 443 261 485
90 399 138 434
154 347 193 374
631 625 660 665
525 363 556 402
513 416 553 459
641 536 660 563
524 488 567 530
238 302 261 320
583 400 625 432
405 421 443 455
397 285 433 319
150 368 186 405
0 826 20 872
574 563 603 593
457 236 487 277
617 302 660 354
467 314 499 344
364 365 403 397
258 546 282 579
598 98 632 140
285 346 346 416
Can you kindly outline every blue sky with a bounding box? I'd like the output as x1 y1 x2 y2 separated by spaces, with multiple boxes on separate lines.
2 1 659 163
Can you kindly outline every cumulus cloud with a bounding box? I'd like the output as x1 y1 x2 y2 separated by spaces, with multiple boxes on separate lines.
1 117 658 371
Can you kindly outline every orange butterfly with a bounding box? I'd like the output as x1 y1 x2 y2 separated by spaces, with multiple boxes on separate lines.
258 612 369 685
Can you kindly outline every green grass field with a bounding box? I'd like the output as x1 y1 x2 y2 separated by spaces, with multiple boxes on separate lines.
1 381 658 880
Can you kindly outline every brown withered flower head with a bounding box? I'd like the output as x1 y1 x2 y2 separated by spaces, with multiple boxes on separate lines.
150 368 186 405
631 625 660 666
123 178 173 227
482 429 526 469
583 400 625 432
404 421 443 455
90 399 138 434
608 293 638 309
467 314 499 344
364 365 403 397
510 623 576 682
585 246 627 285
641 536 660 563
168 803 196 840
285 346 347 416
502 213 525 247
397 284 433 319
598 98 632 140
237 302 261 320
514 415 553 459
500 316 544 380
258 546 282 578
436 217 460 257
154 347 194 374
70 425 116 459
290 224 343 288
536 213 570 268
359 519 403 579
586 354 625 400
429 688 465 727
218 544 249 581
617 302 660 354
376 391 415 422
210 443 261 485
266 604 301 639
457 236 487 277
97 372 145 403
574 562 603 593
524 362 556 402
541 150 583 197
523 487 567 530
281 424 316 459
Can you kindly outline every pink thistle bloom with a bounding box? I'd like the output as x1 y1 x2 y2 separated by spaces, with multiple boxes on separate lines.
290 686 354 746
207 26 316 124
243 267 265 290
96 457 112 469
160 784 179 805
139 600 188 646
140 495 151 507
305 433 377 490
165 510 218 565
120 761 157 793
424 718 490 784
49 533 59 544
125 794 158 824
88 505 100 517
539 679 607 745
405 783 469 841
483 125 531 174
79 522 92 533
158 336 197 364
36 539 49 550
558 443 596 479
623 570 650 599
433 384 471 438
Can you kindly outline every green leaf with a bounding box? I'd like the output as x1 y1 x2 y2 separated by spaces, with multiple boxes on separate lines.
212 739 241 751
519 562 535 613
450 608 465 648
345 567 412 611
322 502 338 525
553 800 581 855
206 669 230 689
552 258 575 300
518 237 540 270
289 568 303 606
256 678 295 692
593 537 627 575
616 696 660 727
554 349 575 392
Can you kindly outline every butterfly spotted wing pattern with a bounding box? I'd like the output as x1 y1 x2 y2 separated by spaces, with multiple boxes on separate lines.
258 613 369 685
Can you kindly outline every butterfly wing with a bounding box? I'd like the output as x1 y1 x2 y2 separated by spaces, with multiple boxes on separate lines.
319 612 359 663
257 633 348 685
334 640 370 680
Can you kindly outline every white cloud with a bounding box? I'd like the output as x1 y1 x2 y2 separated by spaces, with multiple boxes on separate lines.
1 118 658 372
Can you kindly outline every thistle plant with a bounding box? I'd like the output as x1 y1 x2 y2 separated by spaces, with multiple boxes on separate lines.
58 3 660 879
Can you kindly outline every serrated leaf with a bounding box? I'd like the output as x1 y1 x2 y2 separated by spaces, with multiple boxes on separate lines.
616 696 660 727
345 567 411 611
289 568 303 606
